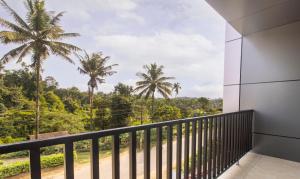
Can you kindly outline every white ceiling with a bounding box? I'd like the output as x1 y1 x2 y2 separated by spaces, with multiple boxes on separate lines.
205 0 300 35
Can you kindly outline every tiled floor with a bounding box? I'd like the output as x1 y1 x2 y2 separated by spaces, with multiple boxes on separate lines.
219 152 300 179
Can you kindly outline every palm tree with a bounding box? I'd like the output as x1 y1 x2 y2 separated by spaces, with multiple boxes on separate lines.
173 82 181 97
135 63 174 122
0 0 80 139
77 51 118 130
0 62 4 81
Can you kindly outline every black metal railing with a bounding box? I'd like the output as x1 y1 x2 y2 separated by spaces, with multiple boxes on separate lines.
0 110 253 179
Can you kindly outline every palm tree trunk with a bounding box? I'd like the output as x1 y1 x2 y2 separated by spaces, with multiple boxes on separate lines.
35 60 41 139
89 87 94 130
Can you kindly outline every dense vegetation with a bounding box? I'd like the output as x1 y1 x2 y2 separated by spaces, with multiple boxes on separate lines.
0 67 222 143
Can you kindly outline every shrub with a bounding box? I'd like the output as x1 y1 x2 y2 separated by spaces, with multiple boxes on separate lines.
0 103 7 113
0 160 3 165
0 151 28 159
0 153 67 178
0 161 29 178
40 153 64 168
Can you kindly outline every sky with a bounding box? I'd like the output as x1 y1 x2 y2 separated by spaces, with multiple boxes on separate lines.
0 0 225 98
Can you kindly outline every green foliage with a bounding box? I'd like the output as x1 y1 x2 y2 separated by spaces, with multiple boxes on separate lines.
44 91 65 111
95 107 111 130
0 151 29 159
0 161 29 178
110 95 133 128
0 86 26 109
2 68 36 100
40 112 85 134
114 83 133 96
0 153 65 178
40 153 64 169
63 98 80 113
0 110 35 138
0 160 3 165
153 105 182 121
0 103 7 113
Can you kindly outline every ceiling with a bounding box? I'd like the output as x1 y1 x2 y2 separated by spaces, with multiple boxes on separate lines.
205 0 300 35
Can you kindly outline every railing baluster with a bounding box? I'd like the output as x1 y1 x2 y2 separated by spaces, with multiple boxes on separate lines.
203 118 208 179
226 115 230 168
64 142 74 179
208 118 212 179
229 114 233 165
91 138 99 179
167 125 173 179
176 124 182 179
238 114 240 158
217 117 221 175
129 132 137 179
156 127 162 179
250 111 253 150
184 122 190 179
243 113 246 154
233 113 237 162
112 134 120 179
30 147 41 179
144 129 151 179
221 115 225 171
197 119 203 178
248 112 251 151
191 121 197 179
213 117 217 178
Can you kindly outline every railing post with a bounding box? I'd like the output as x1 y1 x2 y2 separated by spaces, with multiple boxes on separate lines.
112 134 120 179
176 123 182 179
191 121 197 179
156 127 162 179
144 129 151 179
208 118 212 179
184 122 190 179
30 147 41 179
203 118 208 179
129 132 137 179
91 138 99 179
64 142 74 179
167 125 173 179
197 119 203 178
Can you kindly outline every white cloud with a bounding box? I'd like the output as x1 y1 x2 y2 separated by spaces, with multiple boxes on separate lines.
95 31 224 98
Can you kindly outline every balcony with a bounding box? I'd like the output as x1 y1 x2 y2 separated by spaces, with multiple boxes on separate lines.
0 110 253 179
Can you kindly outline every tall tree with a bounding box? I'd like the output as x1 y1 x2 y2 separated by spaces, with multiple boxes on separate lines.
173 82 181 97
77 51 118 130
135 63 174 122
0 0 80 139
0 62 4 78
114 83 133 97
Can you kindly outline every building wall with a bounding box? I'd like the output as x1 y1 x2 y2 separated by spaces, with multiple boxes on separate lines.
223 23 242 113
223 21 300 162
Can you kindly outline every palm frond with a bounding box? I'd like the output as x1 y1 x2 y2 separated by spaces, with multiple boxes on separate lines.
0 31 30 44
0 0 30 30
0 44 29 63
0 18 31 37
50 11 65 25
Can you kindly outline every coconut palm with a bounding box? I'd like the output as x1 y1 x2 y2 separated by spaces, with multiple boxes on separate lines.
77 51 118 130
173 82 181 97
135 63 174 122
0 0 80 139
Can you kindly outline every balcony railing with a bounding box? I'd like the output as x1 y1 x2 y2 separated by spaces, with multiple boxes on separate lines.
0 110 253 179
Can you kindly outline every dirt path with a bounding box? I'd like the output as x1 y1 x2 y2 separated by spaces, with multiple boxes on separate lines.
11 138 192 179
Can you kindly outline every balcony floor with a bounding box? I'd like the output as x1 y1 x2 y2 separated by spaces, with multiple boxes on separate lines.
219 152 300 179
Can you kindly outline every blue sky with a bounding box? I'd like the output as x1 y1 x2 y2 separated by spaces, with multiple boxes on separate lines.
0 0 225 98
